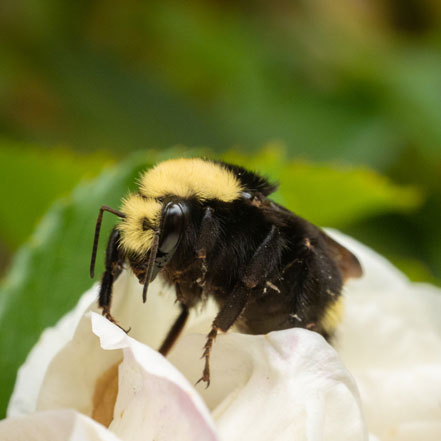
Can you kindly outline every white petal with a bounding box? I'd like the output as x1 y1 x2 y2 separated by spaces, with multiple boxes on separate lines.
8 270 183 417
7 285 97 417
354 366 441 439
91 313 220 441
31 303 219 441
0 409 122 441
327 230 441 440
36 312 122 415
169 328 368 441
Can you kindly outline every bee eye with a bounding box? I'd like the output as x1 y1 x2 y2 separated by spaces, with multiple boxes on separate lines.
158 202 190 254
241 191 253 200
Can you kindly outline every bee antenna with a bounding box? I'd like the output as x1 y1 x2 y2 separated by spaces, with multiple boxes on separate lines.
142 231 160 303
90 205 126 278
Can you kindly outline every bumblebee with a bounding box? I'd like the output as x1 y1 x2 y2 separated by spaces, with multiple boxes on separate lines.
90 158 362 385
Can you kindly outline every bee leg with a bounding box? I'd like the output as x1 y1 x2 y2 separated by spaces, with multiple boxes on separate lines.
197 225 282 386
197 328 218 387
158 300 189 356
197 285 250 387
195 207 220 260
98 227 129 333
195 207 220 287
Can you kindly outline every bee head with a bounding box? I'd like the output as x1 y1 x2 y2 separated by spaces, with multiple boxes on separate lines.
118 193 190 301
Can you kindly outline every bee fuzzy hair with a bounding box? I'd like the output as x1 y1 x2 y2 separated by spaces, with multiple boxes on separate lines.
118 195 162 254
139 158 244 202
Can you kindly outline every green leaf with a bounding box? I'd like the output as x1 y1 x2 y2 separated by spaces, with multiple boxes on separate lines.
0 140 112 250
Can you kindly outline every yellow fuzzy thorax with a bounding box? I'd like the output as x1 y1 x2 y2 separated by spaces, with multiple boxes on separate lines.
117 158 242 254
139 158 243 202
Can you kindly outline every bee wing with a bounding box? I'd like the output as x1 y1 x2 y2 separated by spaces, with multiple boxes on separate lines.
261 200 363 282
320 232 363 281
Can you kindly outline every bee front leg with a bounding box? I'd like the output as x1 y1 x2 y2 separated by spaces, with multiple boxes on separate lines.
99 227 129 333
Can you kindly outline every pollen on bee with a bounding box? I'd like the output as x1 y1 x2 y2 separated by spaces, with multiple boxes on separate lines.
320 296 344 334
266 281 281 293
290 313 302 322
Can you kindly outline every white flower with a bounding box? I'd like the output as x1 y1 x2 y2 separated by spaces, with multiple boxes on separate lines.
3 231 441 441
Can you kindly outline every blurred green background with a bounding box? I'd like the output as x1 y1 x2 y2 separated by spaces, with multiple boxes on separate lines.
1 0 441 417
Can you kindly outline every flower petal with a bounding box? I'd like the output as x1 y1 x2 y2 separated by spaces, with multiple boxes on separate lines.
26 282 219 440
91 312 219 441
328 230 441 440
8 270 183 417
0 409 122 441
36 312 122 416
7 286 97 417
169 328 368 441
